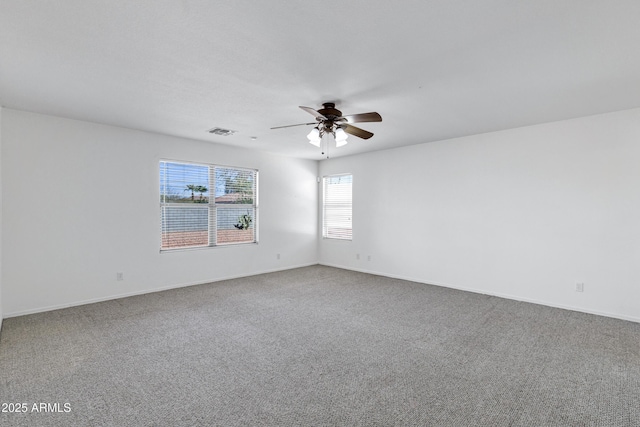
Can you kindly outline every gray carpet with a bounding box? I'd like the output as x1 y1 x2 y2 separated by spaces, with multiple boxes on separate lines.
1 265 639 426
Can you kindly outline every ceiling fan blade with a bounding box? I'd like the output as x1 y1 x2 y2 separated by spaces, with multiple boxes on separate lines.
341 112 382 123
343 124 374 139
271 122 316 130
299 106 327 120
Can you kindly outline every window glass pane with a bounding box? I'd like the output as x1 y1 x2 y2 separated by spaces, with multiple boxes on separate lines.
160 161 258 251
323 174 352 240
216 207 255 245
160 161 209 204
161 206 209 249
215 167 255 204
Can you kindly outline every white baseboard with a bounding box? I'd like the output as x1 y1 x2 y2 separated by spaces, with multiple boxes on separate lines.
319 263 640 324
4 263 318 318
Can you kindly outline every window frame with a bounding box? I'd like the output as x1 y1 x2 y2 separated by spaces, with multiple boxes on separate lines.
159 160 258 252
322 173 353 241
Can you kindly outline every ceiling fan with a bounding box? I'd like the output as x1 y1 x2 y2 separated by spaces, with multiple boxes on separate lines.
271 102 382 154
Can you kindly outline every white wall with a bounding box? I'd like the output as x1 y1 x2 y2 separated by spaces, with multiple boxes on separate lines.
4 107 639 322
319 108 640 322
1 109 318 316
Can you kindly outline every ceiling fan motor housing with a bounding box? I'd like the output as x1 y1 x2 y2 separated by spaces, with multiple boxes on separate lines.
317 103 343 121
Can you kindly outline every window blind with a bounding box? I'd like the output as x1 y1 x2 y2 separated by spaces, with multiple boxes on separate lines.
160 161 257 250
323 174 352 240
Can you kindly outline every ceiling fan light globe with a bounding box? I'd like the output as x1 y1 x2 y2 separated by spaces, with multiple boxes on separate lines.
335 128 348 147
307 128 320 141
335 138 348 148
308 138 321 147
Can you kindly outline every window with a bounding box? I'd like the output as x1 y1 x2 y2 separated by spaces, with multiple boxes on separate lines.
323 174 352 240
160 161 257 250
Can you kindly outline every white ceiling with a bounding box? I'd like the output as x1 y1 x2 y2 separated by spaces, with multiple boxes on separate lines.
2 1 640 160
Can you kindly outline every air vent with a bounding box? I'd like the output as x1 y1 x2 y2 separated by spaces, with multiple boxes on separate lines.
208 127 237 136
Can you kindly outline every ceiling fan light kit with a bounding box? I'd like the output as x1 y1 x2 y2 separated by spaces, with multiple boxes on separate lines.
272 102 382 156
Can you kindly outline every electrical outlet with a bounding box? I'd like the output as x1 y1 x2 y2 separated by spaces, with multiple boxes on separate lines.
116 272 124 281
277 253 281 260
356 254 360 260
367 255 371 261
575 282 584 292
